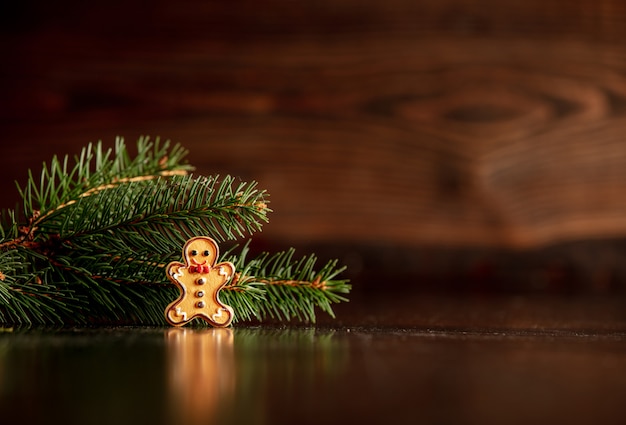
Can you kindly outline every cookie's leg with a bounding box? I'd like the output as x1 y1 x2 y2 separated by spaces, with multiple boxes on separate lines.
209 304 234 327
165 297 191 326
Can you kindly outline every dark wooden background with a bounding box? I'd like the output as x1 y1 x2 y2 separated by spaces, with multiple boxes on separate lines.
3 0 626 292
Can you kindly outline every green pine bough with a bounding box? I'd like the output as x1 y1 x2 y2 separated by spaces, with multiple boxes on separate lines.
0 137 350 326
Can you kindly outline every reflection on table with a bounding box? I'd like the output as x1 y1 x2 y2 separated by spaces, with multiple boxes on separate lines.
166 328 235 425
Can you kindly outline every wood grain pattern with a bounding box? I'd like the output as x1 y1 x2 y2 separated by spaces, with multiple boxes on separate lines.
3 0 626 252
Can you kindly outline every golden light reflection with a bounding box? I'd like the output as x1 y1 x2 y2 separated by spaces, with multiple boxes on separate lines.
166 328 235 425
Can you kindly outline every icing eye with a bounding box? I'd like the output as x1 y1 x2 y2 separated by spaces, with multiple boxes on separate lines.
202 250 210 257
190 249 198 256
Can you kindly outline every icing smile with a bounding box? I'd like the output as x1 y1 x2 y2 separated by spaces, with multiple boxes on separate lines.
191 259 207 266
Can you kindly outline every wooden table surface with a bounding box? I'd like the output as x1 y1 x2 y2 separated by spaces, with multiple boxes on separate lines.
1 293 626 425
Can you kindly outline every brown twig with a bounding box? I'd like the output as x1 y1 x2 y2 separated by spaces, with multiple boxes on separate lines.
226 272 327 291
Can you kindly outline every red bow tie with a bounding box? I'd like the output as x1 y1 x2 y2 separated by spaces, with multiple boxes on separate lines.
189 264 210 274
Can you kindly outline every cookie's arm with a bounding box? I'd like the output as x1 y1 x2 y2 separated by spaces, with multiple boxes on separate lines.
215 261 235 283
166 261 186 282
164 261 190 326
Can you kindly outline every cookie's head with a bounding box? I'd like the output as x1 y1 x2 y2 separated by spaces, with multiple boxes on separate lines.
182 236 219 267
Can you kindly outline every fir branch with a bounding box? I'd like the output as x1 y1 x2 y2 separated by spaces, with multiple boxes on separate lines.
0 248 80 325
222 243 351 323
0 137 349 326
42 174 269 245
30 136 191 212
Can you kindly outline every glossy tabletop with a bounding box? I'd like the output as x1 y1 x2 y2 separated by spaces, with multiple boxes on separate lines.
2 293 626 425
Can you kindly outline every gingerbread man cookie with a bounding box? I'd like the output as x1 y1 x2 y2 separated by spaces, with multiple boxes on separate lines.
165 236 235 327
